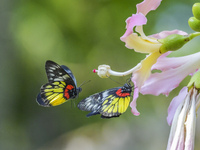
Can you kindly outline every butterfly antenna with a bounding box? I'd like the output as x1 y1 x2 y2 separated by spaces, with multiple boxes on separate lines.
79 80 91 87
107 76 123 86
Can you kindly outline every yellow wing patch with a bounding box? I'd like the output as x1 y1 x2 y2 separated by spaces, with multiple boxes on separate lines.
49 94 66 106
101 95 130 116
41 81 68 106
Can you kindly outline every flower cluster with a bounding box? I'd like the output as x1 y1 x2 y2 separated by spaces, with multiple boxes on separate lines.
93 0 200 149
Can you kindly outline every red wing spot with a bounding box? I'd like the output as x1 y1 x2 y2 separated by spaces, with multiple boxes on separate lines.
64 90 70 99
64 85 74 99
116 89 130 97
67 85 74 90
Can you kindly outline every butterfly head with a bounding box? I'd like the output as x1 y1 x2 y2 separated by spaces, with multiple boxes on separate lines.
77 87 82 94
121 83 133 93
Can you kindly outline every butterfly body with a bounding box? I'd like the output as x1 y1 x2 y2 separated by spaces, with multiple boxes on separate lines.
78 83 132 118
37 60 81 107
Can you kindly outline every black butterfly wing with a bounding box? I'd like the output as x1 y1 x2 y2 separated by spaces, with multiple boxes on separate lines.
45 60 75 86
61 65 77 87
37 93 46 107
78 89 116 117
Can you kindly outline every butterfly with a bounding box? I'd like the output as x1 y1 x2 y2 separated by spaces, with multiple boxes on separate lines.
36 60 82 107
78 83 133 118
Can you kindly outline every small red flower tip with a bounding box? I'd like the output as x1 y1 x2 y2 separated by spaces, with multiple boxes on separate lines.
93 69 97 73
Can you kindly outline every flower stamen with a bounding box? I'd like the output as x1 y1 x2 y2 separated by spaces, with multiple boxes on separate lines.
93 63 141 78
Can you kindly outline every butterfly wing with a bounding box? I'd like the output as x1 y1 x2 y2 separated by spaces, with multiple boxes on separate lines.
78 85 132 118
45 60 76 85
37 81 72 107
61 65 77 87
78 89 114 117
100 93 131 118
36 60 80 107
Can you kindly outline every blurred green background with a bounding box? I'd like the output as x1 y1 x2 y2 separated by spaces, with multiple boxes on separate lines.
1 0 200 149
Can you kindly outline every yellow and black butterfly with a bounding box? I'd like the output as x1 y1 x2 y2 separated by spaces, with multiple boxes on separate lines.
78 83 133 118
36 60 82 107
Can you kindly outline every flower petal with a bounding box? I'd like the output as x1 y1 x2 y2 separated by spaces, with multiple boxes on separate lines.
167 87 188 126
130 87 140 116
185 89 197 150
140 52 200 96
150 29 188 39
132 51 162 89
130 52 161 116
136 0 162 16
122 33 162 53
120 13 147 41
170 91 190 149
151 52 188 71
140 69 187 96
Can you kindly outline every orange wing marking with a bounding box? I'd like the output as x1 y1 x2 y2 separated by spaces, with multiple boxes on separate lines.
64 85 74 99
116 89 130 97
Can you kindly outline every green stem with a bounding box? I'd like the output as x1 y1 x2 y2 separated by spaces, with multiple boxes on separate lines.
189 32 200 40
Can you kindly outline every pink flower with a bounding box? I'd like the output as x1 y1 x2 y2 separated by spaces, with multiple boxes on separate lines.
120 0 189 115
130 29 188 115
